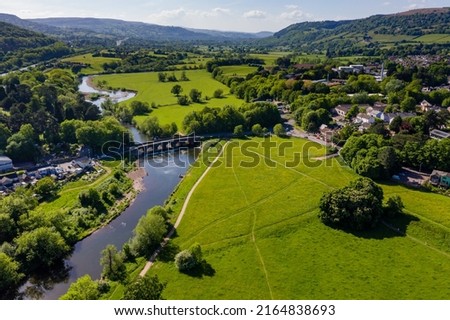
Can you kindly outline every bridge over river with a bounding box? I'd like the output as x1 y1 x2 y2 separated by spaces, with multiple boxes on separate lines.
128 133 201 156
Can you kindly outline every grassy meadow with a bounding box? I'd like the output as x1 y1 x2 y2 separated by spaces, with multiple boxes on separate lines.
62 54 121 74
145 137 450 299
220 65 258 76
249 52 292 66
95 70 245 127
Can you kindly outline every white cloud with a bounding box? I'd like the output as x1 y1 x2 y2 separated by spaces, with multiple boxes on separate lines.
243 10 267 19
285 4 300 10
382 1 391 6
212 8 230 15
279 5 312 22
148 7 231 23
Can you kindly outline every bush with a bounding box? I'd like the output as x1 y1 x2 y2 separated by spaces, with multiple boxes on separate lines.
273 123 286 137
178 95 190 106
174 243 203 272
251 124 263 136
213 89 224 99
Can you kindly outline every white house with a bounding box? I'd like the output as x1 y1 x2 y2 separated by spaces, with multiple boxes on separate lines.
0 156 13 173
356 113 375 124
335 104 352 117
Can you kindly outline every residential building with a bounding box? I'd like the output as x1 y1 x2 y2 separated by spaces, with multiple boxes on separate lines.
355 113 375 124
334 104 352 117
420 100 442 113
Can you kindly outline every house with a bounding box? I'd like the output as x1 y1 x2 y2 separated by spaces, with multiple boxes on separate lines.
375 112 415 124
355 113 375 124
420 100 432 111
319 124 334 143
350 65 364 72
0 156 13 173
334 104 352 117
420 100 442 113
367 104 387 116
73 157 93 171
338 66 355 73
430 170 450 188
430 129 450 140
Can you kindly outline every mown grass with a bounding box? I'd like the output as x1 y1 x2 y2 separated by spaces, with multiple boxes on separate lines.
146 137 450 299
62 54 121 75
95 70 245 127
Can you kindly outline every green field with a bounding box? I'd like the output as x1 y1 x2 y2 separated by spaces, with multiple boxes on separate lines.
413 34 450 43
62 54 121 74
249 52 292 66
95 70 245 127
220 65 258 76
148 137 450 299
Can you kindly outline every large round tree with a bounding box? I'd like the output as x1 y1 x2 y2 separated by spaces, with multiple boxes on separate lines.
319 178 384 230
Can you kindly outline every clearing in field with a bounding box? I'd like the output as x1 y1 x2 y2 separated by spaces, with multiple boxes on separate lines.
149 137 450 299
95 70 245 127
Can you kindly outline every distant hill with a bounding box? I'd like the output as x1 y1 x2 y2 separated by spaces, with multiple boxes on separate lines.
0 14 272 44
261 7 450 55
0 20 55 53
0 20 71 73
29 17 270 42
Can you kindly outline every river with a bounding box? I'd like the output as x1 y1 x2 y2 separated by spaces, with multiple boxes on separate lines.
21 76 196 299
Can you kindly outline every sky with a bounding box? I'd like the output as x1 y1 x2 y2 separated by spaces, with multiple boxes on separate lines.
0 0 448 32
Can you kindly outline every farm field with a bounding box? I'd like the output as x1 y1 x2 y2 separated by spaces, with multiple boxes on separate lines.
249 52 292 66
95 70 245 127
413 34 450 43
148 137 450 299
62 54 121 74
220 65 258 76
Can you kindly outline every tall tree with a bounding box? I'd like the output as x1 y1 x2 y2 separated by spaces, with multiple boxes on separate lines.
130 213 167 257
100 245 126 282
171 84 183 97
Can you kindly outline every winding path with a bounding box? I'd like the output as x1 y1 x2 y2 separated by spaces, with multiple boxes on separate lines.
139 142 228 277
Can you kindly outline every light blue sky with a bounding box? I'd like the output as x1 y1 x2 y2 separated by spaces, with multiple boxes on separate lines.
1 0 448 32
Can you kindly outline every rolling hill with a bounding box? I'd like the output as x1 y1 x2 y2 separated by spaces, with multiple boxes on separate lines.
0 21 71 73
0 14 272 43
260 7 450 54
0 20 55 53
